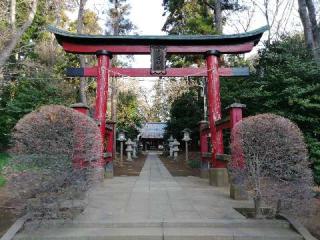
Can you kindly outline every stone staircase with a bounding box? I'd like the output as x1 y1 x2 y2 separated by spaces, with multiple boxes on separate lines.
15 219 303 240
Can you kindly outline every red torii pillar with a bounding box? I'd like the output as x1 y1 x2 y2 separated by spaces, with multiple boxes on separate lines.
205 50 224 168
205 50 229 187
92 50 112 169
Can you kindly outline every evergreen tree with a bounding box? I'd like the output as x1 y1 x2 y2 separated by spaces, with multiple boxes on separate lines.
165 90 203 148
105 0 135 35
0 75 75 150
117 91 143 139
220 35 320 184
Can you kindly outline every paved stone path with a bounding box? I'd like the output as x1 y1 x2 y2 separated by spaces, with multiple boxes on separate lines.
76 152 249 222
15 153 304 239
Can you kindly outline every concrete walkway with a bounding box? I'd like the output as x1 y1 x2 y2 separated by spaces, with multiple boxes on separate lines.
15 153 304 240
77 152 247 222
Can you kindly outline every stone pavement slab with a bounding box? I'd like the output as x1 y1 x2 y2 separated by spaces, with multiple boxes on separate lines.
76 152 247 222
14 153 305 240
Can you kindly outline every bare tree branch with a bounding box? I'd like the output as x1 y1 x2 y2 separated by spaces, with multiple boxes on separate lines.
0 0 38 70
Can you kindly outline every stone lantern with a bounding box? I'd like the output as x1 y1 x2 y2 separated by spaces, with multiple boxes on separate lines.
182 128 192 163
172 139 180 161
168 135 174 158
125 138 134 161
117 130 126 167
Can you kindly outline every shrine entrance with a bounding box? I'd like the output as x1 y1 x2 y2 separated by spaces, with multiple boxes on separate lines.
49 25 267 177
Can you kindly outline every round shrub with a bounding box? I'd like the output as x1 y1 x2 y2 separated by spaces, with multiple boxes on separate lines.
230 113 313 216
6 105 103 218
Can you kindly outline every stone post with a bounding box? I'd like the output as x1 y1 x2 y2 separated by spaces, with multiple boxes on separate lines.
117 130 126 167
70 103 89 116
227 103 248 200
182 128 192 164
199 121 210 178
132 139 138 158
168 135 174 158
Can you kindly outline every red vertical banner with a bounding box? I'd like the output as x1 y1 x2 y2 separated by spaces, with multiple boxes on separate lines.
206 50 225 168
94 50 112 167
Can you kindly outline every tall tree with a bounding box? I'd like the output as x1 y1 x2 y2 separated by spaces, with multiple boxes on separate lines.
77 0 88 105
105 0 135 35
105 0 135 154
0 0 38 69
165 90 203 147
117 91 143 139
298 0 320 62
163 0 241 34
220 35 320 184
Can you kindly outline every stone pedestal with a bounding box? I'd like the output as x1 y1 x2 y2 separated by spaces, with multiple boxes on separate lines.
105 161 114 179
209 168 229 187
127 151 132 161
200 169 209 179
90 167 105 183
230 183 248 200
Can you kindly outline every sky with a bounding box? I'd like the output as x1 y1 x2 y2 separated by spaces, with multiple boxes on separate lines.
87 0 167 91
125 0 167 68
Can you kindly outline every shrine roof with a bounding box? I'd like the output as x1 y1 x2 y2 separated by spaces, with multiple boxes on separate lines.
140 122 167 139
48 25 268 48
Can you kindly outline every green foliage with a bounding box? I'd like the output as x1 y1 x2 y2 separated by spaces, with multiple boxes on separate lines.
106 0 135 35
221 34 320 184
0 153 10 187
165 91 203 146
0 75 75 150
163 0 216 34
117 91 143 139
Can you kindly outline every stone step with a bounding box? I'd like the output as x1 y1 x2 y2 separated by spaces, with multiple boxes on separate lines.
23 219 291 229
15 226 303 240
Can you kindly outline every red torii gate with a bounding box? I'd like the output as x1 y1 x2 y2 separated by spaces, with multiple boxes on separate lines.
49 25 266 174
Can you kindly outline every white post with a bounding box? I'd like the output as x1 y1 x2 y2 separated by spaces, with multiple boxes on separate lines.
120 142 124 167
185 141 189 163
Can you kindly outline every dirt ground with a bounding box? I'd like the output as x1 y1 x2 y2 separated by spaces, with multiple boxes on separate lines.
302 189 320 239
0 186 22 237
113 153 147 176
159 152 201 177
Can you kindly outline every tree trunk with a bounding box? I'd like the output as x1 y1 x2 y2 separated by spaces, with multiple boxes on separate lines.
77 0 88 105
110 0 121 156
298 0 316 55
305 0 320 61
0 0 38 69
10 0 16 31
112 79 118 158
214 0 223 34
254 195 263 218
